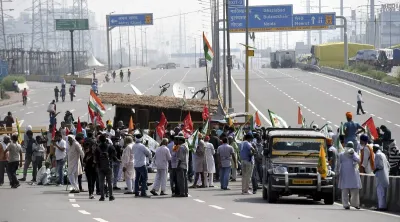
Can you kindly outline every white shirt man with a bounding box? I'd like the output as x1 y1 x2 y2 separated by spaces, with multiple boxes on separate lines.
151 139 171 195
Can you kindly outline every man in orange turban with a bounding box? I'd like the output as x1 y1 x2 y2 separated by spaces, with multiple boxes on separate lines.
344 112 365 153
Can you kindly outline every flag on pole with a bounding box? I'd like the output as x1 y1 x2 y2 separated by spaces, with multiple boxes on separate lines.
15 118 22 144
317 144 328 179
89 90 106 116
202 104 209 121
76 117 82 134
254 111 261 129
156 112 168 139
183 112 194 138
334 122 345 153
361 117 379 140
202 120 209 135
129 116 134 131
187 129 199 152
298 106 306 127
203 32 214 61
268 109 288 128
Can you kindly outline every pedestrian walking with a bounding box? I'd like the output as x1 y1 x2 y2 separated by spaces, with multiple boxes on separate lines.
67 135 84 193
95 134 116 201
0 136 10 186
217 137 236 190
5 134 23 188
357 90 366 115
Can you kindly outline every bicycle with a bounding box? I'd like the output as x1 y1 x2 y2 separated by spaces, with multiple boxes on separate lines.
159 83 171 96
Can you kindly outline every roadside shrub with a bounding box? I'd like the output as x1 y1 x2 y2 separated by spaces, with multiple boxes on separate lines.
1 75 26 91
365 70 387 81
382 75 400 85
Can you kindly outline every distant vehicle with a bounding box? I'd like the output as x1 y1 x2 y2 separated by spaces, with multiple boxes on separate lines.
199 58 207 67
166 63 176 69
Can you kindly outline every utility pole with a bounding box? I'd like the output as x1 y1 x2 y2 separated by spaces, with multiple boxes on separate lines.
222 0 226 108
340 0 343 41
134 27 137 66
306 0 311 47
119 26 122 66
319 0 322 44
245 0 249 114
141 26 144 66
144 28 147 66
225 0 233 110
194 37 196 68
128 27 131 67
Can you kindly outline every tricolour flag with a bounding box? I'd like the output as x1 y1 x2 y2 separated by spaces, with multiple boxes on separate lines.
187 129 199 152
203 32 214 62
317 144 328 179
254 111 262 129
268 109 288 128
129 116 134 131
298 106 306 127
202 120 209 135
89 90 106 116
334 122 344 153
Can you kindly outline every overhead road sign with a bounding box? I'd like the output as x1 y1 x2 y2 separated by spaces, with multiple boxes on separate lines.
228 4 336 32
292 13 336 30
228 5 294 32
108 13 153 27
55 19 89 30
228 0 244 7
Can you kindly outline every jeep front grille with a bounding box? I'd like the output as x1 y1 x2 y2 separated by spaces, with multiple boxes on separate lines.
288 166 317 174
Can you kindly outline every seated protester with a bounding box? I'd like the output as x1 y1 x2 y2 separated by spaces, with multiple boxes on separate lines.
32 136 46 182
37 162 51 185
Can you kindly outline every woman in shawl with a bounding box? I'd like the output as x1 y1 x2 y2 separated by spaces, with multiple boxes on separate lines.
67 135 84 193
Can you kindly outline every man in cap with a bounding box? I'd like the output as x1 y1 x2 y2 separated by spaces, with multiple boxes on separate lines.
240 133 255 195
133 133 152 197
372 144 390 211
344 112 364 153
337 141 362 210
359 134 375 174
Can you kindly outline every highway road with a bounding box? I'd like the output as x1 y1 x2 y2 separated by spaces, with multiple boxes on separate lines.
1 67 400 222
231 68 400 143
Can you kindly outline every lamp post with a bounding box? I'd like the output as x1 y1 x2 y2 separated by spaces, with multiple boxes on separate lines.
106 11 115 71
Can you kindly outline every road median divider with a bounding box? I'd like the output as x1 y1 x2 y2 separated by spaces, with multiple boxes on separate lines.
26 75 93 85
359 173 400 212
297 63 400 98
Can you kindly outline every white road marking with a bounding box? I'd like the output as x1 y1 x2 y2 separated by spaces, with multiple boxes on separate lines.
193 199 205 203
333 203 400 218
312 112 315 114
316 114 320 117
231 76 272 126
347 103 351 105
94 219 109 222
188 194 192 197
334 124 339 128
77 99 82 102
26 112 34 115
307 71 400 105
71 204 80 208
327 121 332 124
180 68 192 82
321 117 326 120
69 199 76 202
370 114 375 116
33 101 38 104
70 109 75 112
307 109 311 112
233 213 253 219
107 107 112 111
209 205 225 210
395 124 400 127
378 117 383 120
78 210 91 215
386 120 392 123
68 194 74 197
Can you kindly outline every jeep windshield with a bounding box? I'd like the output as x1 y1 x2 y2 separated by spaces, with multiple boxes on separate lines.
271 137 325 157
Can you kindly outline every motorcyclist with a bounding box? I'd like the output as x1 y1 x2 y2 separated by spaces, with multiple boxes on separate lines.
127 69 131 82
119 70 124 82
22 88 28 105
112 71 116 82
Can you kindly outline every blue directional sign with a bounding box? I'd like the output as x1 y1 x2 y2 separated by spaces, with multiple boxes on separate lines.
228 0 244 7
293 13 336 30
0 60 8 77
108 13 153 27
228 4 337 32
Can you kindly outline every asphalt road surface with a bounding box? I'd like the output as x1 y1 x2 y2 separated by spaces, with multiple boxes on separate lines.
230 68 400 143
1 67 400 221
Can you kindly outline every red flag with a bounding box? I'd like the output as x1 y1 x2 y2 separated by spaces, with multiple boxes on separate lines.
183 112 194 135
66 127 69 136
362 117 379 139
51 125 56 139
202 105 209 120
76 117 82 134
254 111 261 128
298 106 303 125
156 112 168 138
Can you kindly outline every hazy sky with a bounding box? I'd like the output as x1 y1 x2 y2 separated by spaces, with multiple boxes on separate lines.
5 0 397 51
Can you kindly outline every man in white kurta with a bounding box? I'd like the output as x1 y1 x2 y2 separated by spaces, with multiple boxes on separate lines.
359 134 374 174
204 136 215 187
67 135 84 193
151 138 171 196
122 136 135 194
373 144 390 211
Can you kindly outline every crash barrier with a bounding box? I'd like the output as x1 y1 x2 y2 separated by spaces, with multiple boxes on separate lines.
296 63 321 72
359 173 400 212
16 83 29 92
26 75 93 85
0 126 48 135
316 67 400 98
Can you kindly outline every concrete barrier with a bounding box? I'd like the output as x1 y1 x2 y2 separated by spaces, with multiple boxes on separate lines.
26 75 92 85
359 173 400 212
296 63 321 72
317 67 400 98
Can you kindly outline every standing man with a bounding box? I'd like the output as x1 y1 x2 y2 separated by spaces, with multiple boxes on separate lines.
54 86 60 103
373 144 390 211
344 112 365 153
93 68 96 80
5 135 23 188
240 133 255 195
0 136 10 186
4 112 14 136
95 134 116 201
209 130 220 181
53 131 67 186
67 135 84 193
151 138 171 196
133 134 152 197
357 90 366 115
176 134 189 197
122 136 135 194
190 134 207 188
359 134 375 174
217 137 236 190
19 130 34 182
337 142 362 210
127 69 131 82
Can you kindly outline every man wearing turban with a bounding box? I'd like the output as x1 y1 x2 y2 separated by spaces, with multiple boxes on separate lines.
344 112 365 153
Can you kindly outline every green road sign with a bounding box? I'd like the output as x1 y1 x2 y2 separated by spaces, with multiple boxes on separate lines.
55 19 89 31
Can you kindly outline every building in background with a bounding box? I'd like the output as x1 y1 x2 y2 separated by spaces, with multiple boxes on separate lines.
378 3 400 48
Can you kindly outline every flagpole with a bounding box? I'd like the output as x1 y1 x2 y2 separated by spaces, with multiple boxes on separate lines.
203 32 211 133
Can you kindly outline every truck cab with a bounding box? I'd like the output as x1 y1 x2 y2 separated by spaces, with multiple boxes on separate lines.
262 128 335 205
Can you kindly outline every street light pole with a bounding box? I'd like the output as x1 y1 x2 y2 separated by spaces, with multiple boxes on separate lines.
119 26 122 66
144 28 148 66
134 27 137 66
141 26 144 66
245 0 249 115
128 27 131 67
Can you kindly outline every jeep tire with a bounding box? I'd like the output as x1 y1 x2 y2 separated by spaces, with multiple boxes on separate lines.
267 178 278 203
324 190 335 205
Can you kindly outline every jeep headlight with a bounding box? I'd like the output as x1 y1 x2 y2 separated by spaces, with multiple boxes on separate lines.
273 166 288 174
